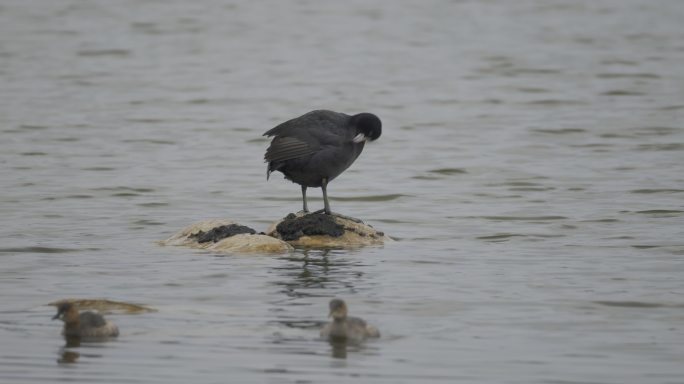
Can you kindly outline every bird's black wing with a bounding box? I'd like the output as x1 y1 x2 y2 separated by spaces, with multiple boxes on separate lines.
263 110 344 138
264 136 316 163
263 110 350 163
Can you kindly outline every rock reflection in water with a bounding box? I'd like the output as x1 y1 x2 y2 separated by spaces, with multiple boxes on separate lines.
272 249 371 297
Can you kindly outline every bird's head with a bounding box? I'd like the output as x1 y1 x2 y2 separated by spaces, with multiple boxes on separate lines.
351 113 382 143
52 302 78 322
328 298 348 320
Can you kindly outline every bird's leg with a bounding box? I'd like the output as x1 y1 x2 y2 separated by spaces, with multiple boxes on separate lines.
301 185 309 213
321 178 331 215
312 178 364 222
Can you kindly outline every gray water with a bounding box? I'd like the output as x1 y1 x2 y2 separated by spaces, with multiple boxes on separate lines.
1 0 683 382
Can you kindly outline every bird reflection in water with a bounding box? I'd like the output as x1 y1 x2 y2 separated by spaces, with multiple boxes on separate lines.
329 339 348 359
57 335 81 364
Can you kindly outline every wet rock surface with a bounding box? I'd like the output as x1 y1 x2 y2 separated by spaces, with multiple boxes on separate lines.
159 219 293 253
192 224 257 243
267 212 391 248
275 213 345 241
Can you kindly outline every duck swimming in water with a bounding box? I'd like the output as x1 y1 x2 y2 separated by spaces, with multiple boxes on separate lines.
264 110 382 215
52 302 119 338
320 298 379 342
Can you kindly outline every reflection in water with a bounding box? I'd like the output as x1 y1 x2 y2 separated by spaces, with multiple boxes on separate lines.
57 350 80 365
328 339 378 360
330 340 347 359
269 249 380 359
57 336 81 365
64 335 81 348
272 249 370 298
55 335 110 365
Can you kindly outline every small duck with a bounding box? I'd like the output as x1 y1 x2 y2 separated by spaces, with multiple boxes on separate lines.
320 299 379 342
52 302 119 338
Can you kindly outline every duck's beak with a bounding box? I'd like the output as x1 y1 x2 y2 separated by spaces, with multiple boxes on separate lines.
52 313 61 320
352 133 366 143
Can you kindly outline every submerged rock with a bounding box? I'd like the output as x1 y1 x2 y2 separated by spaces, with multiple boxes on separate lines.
159 219 293 253
266 212 390 247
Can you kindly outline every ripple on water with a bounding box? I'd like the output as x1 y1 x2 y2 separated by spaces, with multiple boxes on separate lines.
632 126 683 136
131 219 165 226
477 232 566 242
411 175 442 180
19 124 49 130
65 194 94 199
630 189 684 194
329 194 406 202
635 143 684 151
137 202 169 207
659 105 684 111
525 99 587 106
530 128 586 134
427 168 467 175
593 301 684 309
81 167 117 171
122 139 177 145
595 72 661 79
76 49 131 57
484 180 555 192
633 210 683 217
92 187 156 193
476 233 527 241
477 215 568 221
0 246 83 253
514 87 550 93
600 90 646 96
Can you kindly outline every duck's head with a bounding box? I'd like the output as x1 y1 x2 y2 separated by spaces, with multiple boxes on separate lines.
328 298 348 320
351 113 382 143
52 302 78 322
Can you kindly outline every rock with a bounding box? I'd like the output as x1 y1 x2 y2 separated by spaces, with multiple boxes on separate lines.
159 214 390 253
275 213 345 241
159 219 293 253
209 233 293 253
192 224 256 243
266 212 391 247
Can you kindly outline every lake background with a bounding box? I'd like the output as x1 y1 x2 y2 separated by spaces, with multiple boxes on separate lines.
1 0 683 383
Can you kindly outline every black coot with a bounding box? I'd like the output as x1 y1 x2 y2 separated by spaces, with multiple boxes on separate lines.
264 110 382 215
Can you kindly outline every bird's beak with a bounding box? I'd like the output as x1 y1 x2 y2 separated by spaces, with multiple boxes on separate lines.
352 133 366 143
52 313 61 320
328 310 333 318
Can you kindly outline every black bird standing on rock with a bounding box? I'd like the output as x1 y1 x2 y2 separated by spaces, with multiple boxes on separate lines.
264 110 382 215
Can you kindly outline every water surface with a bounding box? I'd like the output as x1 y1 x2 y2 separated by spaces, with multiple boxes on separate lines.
1 0 683 383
